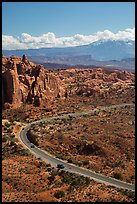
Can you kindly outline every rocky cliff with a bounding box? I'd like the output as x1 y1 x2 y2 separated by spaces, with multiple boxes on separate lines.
2 55 65 109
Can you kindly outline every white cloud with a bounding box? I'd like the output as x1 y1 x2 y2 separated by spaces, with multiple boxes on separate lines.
96 30 115 40
114 28 135 41
2 35 28 50
2 28 135 50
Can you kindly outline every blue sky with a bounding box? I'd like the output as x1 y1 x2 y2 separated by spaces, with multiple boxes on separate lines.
2 2 135 37
2 2 135 50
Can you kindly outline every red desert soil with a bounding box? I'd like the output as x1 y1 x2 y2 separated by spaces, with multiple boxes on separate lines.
2 156 135 202
29 104 135 184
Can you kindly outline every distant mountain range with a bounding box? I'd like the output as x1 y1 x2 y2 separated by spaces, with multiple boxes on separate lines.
3 39 135 71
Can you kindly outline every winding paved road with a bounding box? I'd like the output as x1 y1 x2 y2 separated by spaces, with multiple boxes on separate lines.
19 103 135 191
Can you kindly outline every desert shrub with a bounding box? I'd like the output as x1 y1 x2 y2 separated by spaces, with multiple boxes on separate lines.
9 140 16 146
71 179 80 187
67 127 72 131
55 153 66 160
76 89 83 96
46 163 51 167
10 134 15 138
5 122 10 127
86 192 91 196
113 172 123 180
83 124 88 128
20 149 31 156
77 131 80 134
47 175 55 183
125 191 135 199
95 198 102 202
51 169 58 177
47 167 52 172
37 161 44 168
49 126 54 130
82 160 89 165
108 83 113 88
38 122 43 127
7 128 12 133
85 177 91 185
58 135 63 140
61 173 72 184
126 151 132 161
67 185 74 194
67 157 73 163
109 197 117 202
68 158 81 166
83 114 88 118
54 190 65 198
2 137 7 142
120 189 135 199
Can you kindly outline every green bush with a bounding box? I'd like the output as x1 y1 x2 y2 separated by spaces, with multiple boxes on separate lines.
5 122 10 127
85 177 91 185
20 149 30 156
113 172 123 180
39 122 43 127
71 179 80 187
120 189 135 199
54 190 65 198
47 175 55 183
7 128 12 133
10 134 15 138
2 137 7 142
67 157 73 163
67 185 74 194
82 160 89 165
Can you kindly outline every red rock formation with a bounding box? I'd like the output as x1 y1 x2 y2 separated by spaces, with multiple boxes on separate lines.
2 55 65 109
57 67 134 99
2 55 134 109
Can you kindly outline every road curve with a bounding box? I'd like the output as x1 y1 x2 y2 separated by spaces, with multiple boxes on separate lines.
19 103 135 192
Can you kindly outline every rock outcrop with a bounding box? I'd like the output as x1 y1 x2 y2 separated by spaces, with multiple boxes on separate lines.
2 55 65 109
58 68 134 99
2 54 135 109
